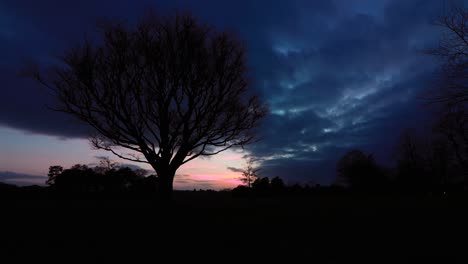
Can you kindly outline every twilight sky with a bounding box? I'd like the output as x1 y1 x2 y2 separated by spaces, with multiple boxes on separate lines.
0 0 465 189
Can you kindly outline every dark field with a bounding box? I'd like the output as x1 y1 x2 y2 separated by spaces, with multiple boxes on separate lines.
1 193 468 263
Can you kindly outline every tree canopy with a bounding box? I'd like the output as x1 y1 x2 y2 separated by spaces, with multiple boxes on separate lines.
35 13 267 197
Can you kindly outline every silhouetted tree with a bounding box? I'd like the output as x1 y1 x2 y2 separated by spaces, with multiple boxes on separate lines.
92 156 119 175
252 177 270 192
70 164 90 171
392 128 466 194
239 158 259 188
425 5 468 190
54 164 99 192
337 150 386 192
427 137 451 193
270 176 285 192
47 165 63 186
434 108 468 184
52 164 148 194
33 13 267 198
393 129 428 191
426 6 468 107
436 109 468 166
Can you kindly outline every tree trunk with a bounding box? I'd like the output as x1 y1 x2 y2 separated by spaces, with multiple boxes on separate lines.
148 159 178 200
158 172 175 200
149 161 175 200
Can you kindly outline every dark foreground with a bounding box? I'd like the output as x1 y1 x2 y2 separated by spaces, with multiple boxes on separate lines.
1 192 468 263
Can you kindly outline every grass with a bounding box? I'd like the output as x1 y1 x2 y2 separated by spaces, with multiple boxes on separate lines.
1 192 467 262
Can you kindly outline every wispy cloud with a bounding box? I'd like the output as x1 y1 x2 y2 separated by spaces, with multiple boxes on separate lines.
227 167 244 173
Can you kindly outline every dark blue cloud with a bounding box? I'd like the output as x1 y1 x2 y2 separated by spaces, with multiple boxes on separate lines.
0 0 465 184
0 171 47 186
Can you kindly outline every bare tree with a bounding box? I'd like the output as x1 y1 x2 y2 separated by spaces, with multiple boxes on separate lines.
94 156 119 174
426 6 468 107
34 14 267 197
393 129 431 191
239 158 259 188
394 129 426 169
426 6 468 185
434 107 468 175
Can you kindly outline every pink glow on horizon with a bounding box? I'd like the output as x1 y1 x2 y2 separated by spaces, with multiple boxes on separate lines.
174 173 244 190
174 150 246 189
1 125 248 189
190 173 240 180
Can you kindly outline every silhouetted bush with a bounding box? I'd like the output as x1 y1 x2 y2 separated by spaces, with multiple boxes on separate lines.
232 185 251 197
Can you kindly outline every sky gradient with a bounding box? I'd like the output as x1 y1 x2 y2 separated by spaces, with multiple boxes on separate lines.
0 0 466 189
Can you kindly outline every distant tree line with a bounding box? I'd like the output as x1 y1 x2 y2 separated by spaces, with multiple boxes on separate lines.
2 6 466 200
232 175 348 197
333 6 468 196
335 128 466 195
41 158 162 198
0 158 160 199
47 164 157 195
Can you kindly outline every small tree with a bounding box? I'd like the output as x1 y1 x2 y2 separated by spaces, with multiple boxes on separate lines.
47 165 63 186
393 129 429 192
93 156 119 174
98 157 119 171
239 159 259 188
34 13 267 198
